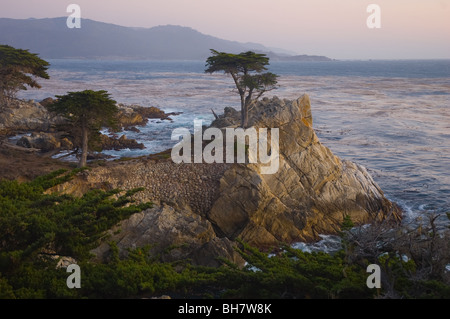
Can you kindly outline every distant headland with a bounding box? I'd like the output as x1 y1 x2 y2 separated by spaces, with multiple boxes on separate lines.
0 17 332 61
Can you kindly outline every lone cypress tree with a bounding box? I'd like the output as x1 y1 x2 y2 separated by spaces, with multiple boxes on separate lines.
205 50 278 128
47 90 118 168
0 45 50 107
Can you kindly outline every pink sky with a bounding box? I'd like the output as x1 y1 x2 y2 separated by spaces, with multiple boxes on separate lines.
2 0 450 59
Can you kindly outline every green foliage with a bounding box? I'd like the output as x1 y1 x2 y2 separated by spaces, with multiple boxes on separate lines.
0 169 152 298
0 275 15 299
79 248 185 298
0 45 50 107
341 215 355 232
47 90 119 167
48 90 119 130
205 50 271 74
220 241 374 299
0 171 448 299
205 50 278 128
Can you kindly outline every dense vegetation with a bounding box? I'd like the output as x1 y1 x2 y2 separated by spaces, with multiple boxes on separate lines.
47 90 119 168
0 170 448 299
0 45 49 108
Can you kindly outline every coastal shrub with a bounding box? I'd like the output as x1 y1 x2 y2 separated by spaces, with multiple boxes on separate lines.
215 241 375 299
0 170 449 299
342 214 450 299
0 169 152 298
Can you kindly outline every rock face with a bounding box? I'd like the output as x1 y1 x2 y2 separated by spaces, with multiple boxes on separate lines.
116 104 182 130
0 99 56 134
100 134 145 150
54 94 401 266
207 94 401 244
92 204 243 267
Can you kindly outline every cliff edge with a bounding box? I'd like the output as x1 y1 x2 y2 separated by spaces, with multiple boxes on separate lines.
53 94 401 266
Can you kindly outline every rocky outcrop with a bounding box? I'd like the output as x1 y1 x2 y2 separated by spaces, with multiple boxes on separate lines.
92 204 244 267
207 95 401 244
0 98 178 136
17 132 61 152
100 134 145 151
2 99 176 154
0 99 57 135
53 94 401 266
117 104 182 130
116 105 146 129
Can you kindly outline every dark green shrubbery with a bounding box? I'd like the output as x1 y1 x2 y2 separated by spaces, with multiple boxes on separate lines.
0 170 448 299
0 169 152 298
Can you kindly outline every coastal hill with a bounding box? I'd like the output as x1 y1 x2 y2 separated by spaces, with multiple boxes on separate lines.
0 17 332 61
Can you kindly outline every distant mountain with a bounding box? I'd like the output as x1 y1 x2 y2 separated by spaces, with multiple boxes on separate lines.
0 17 332 61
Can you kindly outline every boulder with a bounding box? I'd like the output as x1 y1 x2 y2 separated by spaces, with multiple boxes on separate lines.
0 99 52 133
91 204 244 266
190 237 245 268
116 107 146 128
210 106 241 127
17 132 61 151
39 97 56 107
60 137 74 150
0 98 66 134
16 136 32 148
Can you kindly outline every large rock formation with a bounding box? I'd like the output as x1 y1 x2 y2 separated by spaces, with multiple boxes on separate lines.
208 95 400 245
91 204 243 267
52 94 401 266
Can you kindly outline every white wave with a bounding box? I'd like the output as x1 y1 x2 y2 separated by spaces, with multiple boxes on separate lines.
292 235 342 254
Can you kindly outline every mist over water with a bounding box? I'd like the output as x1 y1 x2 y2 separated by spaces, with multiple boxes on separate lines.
18 59 450 226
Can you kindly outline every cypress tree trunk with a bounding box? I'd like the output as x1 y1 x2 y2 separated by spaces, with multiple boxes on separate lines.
240 96 246 128
243 94 252 129
79 123 88 168
243 103 249 129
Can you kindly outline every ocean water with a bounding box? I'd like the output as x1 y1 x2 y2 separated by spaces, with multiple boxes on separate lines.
17 59 450 227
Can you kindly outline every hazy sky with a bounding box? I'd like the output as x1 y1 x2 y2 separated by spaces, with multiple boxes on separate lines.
2 0 450 59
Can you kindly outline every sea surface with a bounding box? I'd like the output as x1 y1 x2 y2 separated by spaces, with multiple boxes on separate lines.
17 59 450 229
